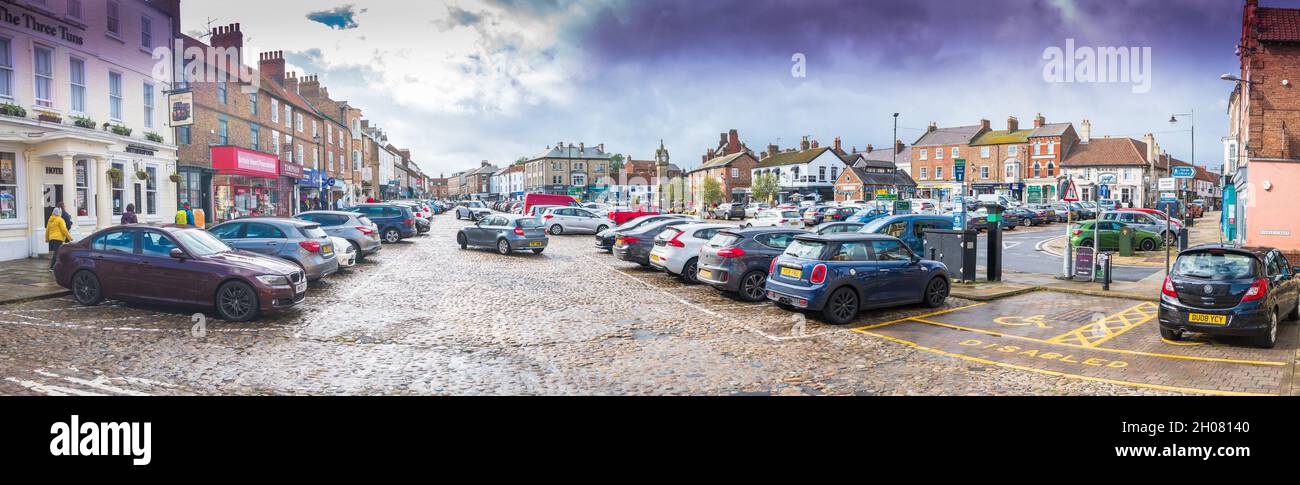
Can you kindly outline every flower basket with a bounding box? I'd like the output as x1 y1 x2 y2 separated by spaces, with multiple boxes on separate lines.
106 167 124 184
169 173 181 183
110 124 133 137
72 116 96 129
0 103 26 117
145 131 164 143
37 112 62 124
136 170 149 181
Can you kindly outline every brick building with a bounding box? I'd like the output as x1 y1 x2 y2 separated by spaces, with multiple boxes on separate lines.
523 142 612 200
910 123 985 200
298 75 355 204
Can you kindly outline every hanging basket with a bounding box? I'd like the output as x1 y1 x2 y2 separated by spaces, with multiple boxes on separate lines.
136 170 149 181
169 173 181 183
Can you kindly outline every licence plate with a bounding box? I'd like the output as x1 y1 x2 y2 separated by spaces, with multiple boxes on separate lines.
780 267 802 279
1188 313 1226 325
650 254 661 262
697 269 713 280
323 245 333 255
528 241 543 247
294 282 306 294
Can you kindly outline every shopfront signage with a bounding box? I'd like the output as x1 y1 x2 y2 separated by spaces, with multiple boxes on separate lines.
299 169 322 187
126 144 156 156
211 146 278 178
168 91 194 127
0 3 84 46
279 161 304 179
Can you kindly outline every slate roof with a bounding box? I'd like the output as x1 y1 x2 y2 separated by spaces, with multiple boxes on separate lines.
686 152 749 174
848 166 917 187
529 145 613 161
912 125 983 147
753 146 845 169
851 146 912 166
1028 122 1073 138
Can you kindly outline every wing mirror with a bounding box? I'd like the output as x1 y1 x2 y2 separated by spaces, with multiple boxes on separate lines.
169 248 187 260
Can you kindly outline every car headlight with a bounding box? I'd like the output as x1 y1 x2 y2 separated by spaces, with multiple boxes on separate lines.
256 275 291 286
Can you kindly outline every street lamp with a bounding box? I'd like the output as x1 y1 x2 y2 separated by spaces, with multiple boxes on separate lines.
892 113 899 196
1219 73 1256 84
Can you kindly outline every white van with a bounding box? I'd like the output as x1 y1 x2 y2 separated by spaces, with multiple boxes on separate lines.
976 194 1019 208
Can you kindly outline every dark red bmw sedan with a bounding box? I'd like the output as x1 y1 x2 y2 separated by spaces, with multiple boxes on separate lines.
53 224 307 322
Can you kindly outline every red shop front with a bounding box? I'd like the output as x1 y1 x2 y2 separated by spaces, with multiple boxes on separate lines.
211 146 291 222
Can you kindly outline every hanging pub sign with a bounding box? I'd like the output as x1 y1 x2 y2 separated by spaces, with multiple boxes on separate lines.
169 91 195 127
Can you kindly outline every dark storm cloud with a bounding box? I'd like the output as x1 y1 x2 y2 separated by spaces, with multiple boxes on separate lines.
307 4 365 30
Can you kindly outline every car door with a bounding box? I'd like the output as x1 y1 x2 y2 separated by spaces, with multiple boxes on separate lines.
89 229 137 299
1270 251 1300 314
873 239 927 304
242 222 287 257
208 222 245 249
829 241 881 302
137 229 204 305
1099 221 1122 249
572 208 599 232
467 216 495 245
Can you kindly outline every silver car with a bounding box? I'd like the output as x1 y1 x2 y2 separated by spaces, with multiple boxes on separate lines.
457 214 549 255
208 217 340 281
296 210 382 261
455 200 491 220
541 206 610 235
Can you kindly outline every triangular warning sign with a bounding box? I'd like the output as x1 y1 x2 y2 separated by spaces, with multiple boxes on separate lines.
1061 179 1080 202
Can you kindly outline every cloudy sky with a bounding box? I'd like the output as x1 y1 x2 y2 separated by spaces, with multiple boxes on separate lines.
181 0 1257 176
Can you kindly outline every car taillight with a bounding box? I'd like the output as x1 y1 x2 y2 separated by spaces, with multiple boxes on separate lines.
543 214 554 219
356 226 374 235
514 226 525 236
404 218 414 226
810 264 827 284
769 258 778 274
717 247 746 258
1241 278 1269 303
1162 276 1178 298
622 236 640 244
1073 229 1082 236
779 219 788 224
667 232 685 247
299 241 321 253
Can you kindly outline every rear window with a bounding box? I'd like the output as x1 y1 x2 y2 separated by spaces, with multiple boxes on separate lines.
784 240 827 260
357 216 373 226
781 211 800 218
516 218 542 228
707 233 743 248
300 225 328 239
659 228 683 240
1173 252 1256 281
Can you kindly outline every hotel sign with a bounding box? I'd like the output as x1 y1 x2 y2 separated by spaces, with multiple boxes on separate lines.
0 2 84 46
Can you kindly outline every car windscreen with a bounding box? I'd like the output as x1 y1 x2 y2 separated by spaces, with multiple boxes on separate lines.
781 211 800 218
707 233 743 248
783 239 827 260
1172 251 1256 281
516 218 543 228
173 228 232 257
861 217 893 233
299 225 328 239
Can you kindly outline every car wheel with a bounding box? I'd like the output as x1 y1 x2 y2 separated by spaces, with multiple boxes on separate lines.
1164 231 1178 246
455 212 461 220
350 241 364 261
550 225 563 235
1252 309 1279 349
532 248 544 254
71 270 103 306
384 228 401 244
1023 218 1032 226
680 258 699 284
497 239 511 255
738 271 768 302
457 232 467 249
923 277 949 308
1079 239 1094 248
596 225 609 233
1159 326 1181 341
215 281 258 322
821 287 860 325
1139 238 1156 251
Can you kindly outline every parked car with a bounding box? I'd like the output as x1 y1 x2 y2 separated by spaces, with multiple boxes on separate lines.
1102 211 1180 245
648 223 731 282
295 210 382 261
1098 199 1119 211
698 228 807 302
606 209 661 226
744 203 771 218
1006 207 1051 227
208 217 340 281
522 193 578 216
594 214 690 252
457 214 549 255
804 206 857 225
764 233 951 324
848 206 892 224
966 209 1018 232
455 200 491 220
541 206 610 235
612 218 694 266
812 221 864 235
712 203 747 221
1028 204 1062 223
1069 202 1097 220
54 225 307 322
330 236 357 269
347 204 418 244
744 209 802 228
860 214 955 255
1120 208 1185 234
1159 245 1300 348
1069 220 1163 251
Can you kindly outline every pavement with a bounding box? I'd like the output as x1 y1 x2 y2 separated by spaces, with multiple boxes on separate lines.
0 257 69 305
1039 211 1225 269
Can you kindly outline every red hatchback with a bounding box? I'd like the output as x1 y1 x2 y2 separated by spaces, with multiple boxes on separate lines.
54 224 307 322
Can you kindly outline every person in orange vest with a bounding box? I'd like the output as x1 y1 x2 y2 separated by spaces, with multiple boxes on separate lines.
193 206 206 229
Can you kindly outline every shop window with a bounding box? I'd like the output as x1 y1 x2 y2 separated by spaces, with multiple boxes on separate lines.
145 166 157 215
112 162 124 215
0 152 16 221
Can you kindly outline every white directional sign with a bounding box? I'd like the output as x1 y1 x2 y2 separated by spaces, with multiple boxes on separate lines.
1158 177 1176 191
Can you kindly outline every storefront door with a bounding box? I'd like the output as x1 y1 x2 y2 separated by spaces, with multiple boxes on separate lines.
41 183 63 222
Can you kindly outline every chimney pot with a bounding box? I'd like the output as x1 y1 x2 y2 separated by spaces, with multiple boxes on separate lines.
866 144 874 153
1034 113 1046 128
927 122 937 133
1080 119 1092 144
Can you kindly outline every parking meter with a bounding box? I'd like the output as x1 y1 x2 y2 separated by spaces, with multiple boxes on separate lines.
982 202 1004 282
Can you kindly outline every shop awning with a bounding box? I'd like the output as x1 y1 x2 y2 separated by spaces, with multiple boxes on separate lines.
211 146 279 178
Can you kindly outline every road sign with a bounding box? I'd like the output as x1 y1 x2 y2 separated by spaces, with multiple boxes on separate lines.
876 194 897 201
1172 166 1195 178
1061 179 1080 202
1158 177 1176 191
1098 184 1110 199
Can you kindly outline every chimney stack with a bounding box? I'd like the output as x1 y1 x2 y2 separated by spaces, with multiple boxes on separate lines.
1034 113 1046 128
895 139 905 154
866 144 874 154
1080 119 1091 144
1143 133 1156 165
811 139 820 149
768 143 779 157
833 136 842 154
727 129 740 155
979 119 990 132
259 51 287 85
1007 116 1018 132
211 23 244 58
597 143 604 153
579 142 585 153
800 136 811 151
926 122 937 133
285 71 299 93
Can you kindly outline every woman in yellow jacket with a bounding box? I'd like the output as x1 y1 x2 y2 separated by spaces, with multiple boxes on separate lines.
46 207 72 271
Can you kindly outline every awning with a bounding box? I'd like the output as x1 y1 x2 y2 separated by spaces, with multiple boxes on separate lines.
211 146 278 178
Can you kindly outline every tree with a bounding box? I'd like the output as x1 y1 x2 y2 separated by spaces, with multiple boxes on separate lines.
609 153 625 172
515 157 528 165
752 173 778 204
702 176 723 207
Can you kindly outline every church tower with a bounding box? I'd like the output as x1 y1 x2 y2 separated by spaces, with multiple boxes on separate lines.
655 139 670 210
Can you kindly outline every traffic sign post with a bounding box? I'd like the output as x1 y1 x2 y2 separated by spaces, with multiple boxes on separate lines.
1172 166 1195 178
1059 177 1078 279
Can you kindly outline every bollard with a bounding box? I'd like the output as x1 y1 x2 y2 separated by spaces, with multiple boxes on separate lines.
1178 228 1189 252
1101 252 1112 291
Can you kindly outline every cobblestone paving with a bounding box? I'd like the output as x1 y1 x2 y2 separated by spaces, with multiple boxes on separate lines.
0 214 1190 395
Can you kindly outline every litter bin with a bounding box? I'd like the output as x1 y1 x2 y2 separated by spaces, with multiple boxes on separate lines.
1118 226 1135 257
923 229 977 283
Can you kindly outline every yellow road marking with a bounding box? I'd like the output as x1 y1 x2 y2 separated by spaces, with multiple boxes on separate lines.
1161 338 1209 346
909 317 1284 366
1048 302 1159 347
851 329 1275 396
850 302 987 331
993 315 1053 328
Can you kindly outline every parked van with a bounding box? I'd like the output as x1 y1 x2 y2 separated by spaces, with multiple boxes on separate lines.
522 193 578 217
975 194 1017 208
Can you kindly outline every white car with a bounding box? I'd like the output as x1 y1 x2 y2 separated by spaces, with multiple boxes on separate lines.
648 223 732 282
744 209 803 228
455 201 491 220
330 236 357 269
744 203 770 218
541 206 611 235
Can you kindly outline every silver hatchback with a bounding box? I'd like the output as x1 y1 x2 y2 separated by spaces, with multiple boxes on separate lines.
208 217 340 281
297 210 383 260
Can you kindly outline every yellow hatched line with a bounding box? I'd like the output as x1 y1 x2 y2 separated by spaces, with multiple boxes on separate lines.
1047 302 1159 347
849 302 987 331
851 329 1276 396
908 318 1285 366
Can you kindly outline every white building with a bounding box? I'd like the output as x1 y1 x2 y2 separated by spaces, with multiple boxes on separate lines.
750 139 848 203
0 0 180 261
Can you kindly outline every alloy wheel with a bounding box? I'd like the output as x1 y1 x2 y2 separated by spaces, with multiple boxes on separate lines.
385 229 400 243
72 271 101 305
741 272 766 301
926 278 948 307
827 289 858 324
217 282 256 322
497 239 511 255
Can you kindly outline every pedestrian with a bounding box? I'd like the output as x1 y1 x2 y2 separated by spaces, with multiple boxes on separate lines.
57 201 72 230
183 203 195 225
120 203 138 224
46 207 71 271
175 204 189 225
193 206 206 229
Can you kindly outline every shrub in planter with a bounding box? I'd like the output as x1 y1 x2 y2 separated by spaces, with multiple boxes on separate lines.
145 131 164 143
106 167 124 184
71 116 96 129
110 124 132 137
36 112 62 124
169 172 181 183
0 103 26 117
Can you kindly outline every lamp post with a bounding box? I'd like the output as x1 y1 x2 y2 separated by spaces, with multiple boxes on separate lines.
313 133 325 207
892 112 899 196
1169 111 1194 206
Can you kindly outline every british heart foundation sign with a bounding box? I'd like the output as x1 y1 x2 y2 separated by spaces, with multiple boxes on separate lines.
211 146 279 178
